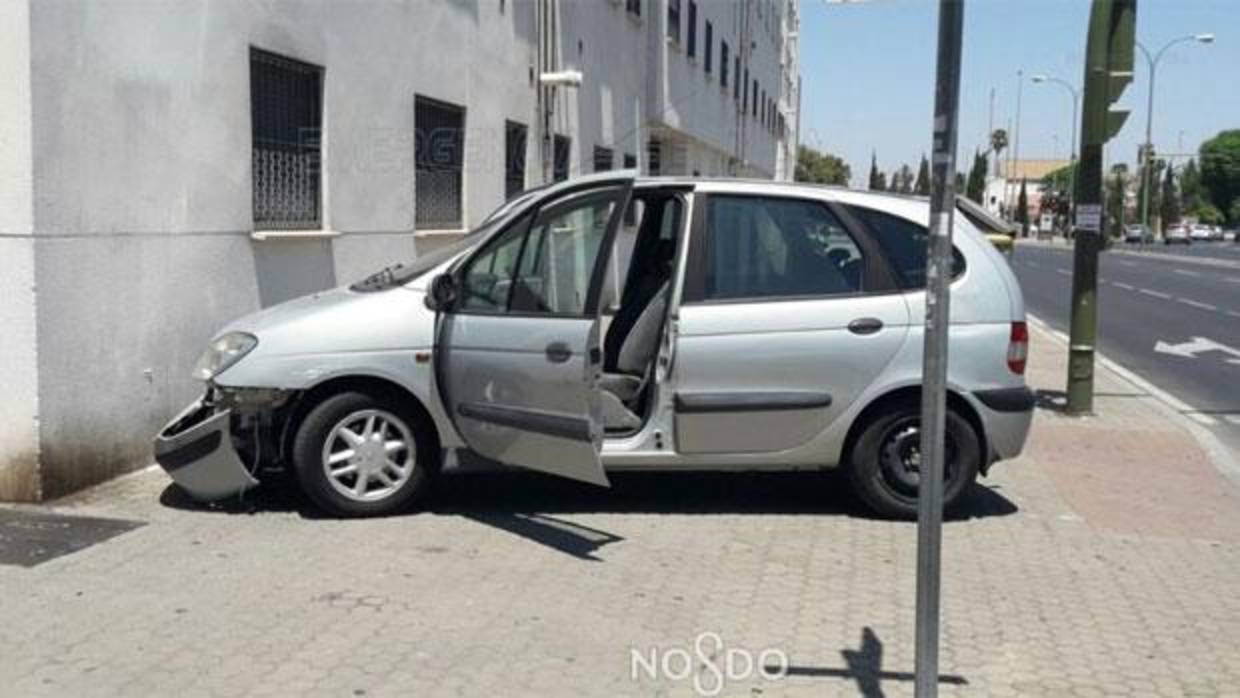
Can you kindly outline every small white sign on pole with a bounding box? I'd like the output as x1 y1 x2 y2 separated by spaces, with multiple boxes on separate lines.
1075 204 1102 231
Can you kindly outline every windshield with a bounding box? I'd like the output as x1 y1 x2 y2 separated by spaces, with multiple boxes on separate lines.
349 198 532 292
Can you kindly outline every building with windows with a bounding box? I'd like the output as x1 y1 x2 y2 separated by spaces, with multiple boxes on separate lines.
0 0 800 500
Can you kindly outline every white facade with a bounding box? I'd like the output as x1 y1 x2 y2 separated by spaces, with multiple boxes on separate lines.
0 0 799 500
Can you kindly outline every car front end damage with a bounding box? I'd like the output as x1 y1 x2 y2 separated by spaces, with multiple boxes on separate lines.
153 386 292 501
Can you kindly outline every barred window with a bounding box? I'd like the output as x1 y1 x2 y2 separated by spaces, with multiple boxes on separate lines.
624 153 637 169
250 48 323 230
667 0 680 43
647 139 662 176
415 96 466 229
554 134 571 182
505 120 527 200
593 145 614 173
687 1 697 58
734 55 741 99
720 41 729 87
704 21 713 74
626 0 641 17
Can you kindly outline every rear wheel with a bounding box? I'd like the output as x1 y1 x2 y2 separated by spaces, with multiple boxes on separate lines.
292 391 437 517
847 400 981 519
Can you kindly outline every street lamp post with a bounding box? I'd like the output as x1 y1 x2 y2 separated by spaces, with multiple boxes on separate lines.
1031 74 1080 229
1136 33 1213 239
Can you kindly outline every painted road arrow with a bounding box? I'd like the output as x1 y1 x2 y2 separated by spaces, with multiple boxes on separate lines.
1154 336 1240 364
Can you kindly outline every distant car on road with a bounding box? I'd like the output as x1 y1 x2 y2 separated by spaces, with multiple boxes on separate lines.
1189 224 1216 242
1164 224 1192 245
1124 224 1153 244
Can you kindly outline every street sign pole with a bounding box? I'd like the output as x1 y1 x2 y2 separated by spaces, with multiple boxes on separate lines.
1066 0 1136 414
914 1 964 696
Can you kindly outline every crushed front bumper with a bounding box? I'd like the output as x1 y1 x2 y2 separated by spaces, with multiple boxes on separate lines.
153 398 259 501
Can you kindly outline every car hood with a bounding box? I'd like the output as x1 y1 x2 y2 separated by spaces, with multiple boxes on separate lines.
218 284 434 358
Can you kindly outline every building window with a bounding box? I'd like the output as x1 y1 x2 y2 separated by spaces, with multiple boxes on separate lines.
721 41 729 87
667 0 680 43
554 134 571 182
250 48 323 230
593 145 614 172
687 1 697 58
734 57 741 100
626 0 641 18
647 139 662 176
753 81 759 117
704 21 713 74
415 95 466 228
624 153 637 169
505 120 527 200
742 69 749 112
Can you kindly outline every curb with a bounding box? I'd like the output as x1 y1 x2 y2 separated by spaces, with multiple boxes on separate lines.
1027 313 1240 487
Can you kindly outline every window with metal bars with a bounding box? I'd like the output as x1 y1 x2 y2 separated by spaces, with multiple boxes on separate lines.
687 1 697 58
624 153 637 169
626 0 641 18
721 42 729 87
647 139 662 176
505 120 527 200
250 48 323 230
415 95 466 228
704 21 713 74
554 134 571 182
593 145 614 172
667 0 680 43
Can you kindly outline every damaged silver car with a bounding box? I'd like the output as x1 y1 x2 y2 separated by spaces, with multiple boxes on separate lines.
154 172 1033 518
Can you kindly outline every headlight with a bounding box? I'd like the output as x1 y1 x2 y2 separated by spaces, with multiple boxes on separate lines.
192 332 258 381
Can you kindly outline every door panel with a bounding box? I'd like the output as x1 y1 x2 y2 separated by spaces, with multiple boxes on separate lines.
437 178 633 485
674 295 909 454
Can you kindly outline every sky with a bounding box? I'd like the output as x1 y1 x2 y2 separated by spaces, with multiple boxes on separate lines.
799 0 1239 186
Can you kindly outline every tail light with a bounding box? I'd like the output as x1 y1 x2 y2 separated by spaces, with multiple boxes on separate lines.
1007 321 1029 375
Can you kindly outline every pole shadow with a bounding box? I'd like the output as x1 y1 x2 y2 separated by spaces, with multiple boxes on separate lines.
773 627 967 698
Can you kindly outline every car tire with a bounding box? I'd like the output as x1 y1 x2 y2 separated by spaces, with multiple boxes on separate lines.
292 391 437 517
846 400 981 520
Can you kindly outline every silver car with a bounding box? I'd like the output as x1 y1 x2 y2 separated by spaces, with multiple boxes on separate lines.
154 172 1033 519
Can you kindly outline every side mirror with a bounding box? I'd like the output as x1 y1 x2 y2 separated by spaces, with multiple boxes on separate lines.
425 273 458 311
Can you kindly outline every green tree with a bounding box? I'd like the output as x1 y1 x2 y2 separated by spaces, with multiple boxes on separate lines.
1230 198 1240 226
914 154 931 195
1199 130 1240 224
868 152 882 191
889 170 901 192
965 150 988 204
794 145 851 185
1160 165 1180 227
1137 159 1165 227
954 171 966 193
990 129 1009 176
1180 158 1207 213
1016 178 1030 236
894 164 914 194
1106 165 1128 238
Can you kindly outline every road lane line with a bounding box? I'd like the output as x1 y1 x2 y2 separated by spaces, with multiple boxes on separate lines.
1176 298 1218 312
1173 269 1202 277
1225 277 1240 284
1226 415 1240 426
1227 310 1240 319
1055 268 1071 276
1138 288 1172 299
1113 282 1135 291
1120 260 1137 267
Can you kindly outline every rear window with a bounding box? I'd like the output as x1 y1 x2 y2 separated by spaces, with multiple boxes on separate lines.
845 205 965 289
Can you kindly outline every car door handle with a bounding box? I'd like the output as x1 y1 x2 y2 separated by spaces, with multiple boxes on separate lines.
545 342 573 363
848 318 884 335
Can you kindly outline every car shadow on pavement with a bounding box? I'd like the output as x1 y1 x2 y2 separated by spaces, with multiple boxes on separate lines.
160 471 1018 560
777 626 968 697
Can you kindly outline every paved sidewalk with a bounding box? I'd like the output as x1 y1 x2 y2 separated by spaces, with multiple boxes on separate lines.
3 326 1240 697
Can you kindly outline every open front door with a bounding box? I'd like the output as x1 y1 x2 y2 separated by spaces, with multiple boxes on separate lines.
436 177 635 486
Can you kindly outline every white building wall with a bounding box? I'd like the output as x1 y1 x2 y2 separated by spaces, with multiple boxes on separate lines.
0 0 41 501
4 0 800 499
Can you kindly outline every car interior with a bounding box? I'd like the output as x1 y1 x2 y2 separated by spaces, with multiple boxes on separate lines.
598 190 684 433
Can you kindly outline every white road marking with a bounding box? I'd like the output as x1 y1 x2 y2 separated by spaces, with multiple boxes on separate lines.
1175 298 1218 311
1225 277 1240 284
1173 269 1202 277
1226 415 1240 426
1113 282 1136 291
1120 260 1137 267
1228 310 1240 319
1024 261 1040 268
1154 336 1240 364
1055 268 1071 276
1138 288 1172 299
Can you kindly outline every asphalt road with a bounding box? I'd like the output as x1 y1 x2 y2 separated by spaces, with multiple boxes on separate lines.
1011 241 1240 453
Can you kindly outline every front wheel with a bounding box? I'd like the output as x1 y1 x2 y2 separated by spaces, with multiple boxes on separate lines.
846 401 981 519
292 391 437 517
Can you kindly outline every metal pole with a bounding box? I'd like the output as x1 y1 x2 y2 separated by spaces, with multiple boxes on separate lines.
1140 46 1155 236
915 1 963 696
1069 88 1079 215
1011 69 1023 219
